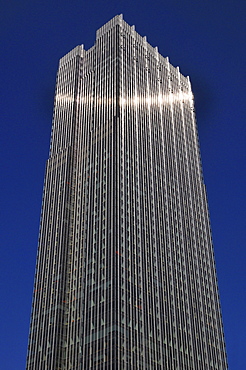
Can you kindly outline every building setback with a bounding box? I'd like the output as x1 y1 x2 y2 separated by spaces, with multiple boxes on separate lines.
26 15 227 369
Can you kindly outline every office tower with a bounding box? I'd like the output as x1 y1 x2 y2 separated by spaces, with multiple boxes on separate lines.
26 15 227 369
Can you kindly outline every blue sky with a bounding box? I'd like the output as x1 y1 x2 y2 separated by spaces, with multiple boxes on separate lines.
1 1 245 368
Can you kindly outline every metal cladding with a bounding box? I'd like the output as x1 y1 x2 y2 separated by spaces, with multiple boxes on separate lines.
26 15 227 369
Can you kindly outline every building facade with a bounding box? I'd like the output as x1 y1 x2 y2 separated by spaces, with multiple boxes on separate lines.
26 15 227 369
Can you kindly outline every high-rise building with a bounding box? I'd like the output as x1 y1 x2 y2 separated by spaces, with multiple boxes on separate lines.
26 15 227 369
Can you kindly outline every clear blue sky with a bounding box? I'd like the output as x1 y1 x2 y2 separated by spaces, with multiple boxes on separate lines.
1 1 245 368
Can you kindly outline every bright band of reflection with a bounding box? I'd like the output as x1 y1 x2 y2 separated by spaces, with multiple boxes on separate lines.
56 91 193 107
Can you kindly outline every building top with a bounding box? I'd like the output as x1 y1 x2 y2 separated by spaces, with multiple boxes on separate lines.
59 15 190 85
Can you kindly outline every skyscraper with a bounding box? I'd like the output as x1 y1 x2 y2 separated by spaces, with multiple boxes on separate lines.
26 14 227 369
